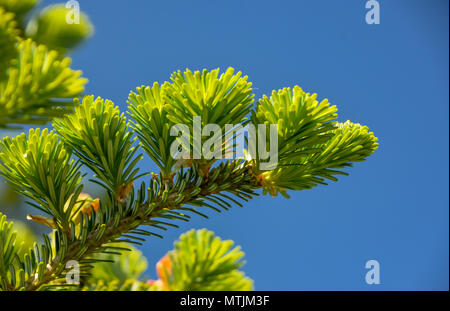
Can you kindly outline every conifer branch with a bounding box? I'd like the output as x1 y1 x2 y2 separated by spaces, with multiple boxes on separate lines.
22 160 259 291
0 65 378 291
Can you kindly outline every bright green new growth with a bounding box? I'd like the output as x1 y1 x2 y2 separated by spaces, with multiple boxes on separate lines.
251 86 378 196
128 83 177 180
128 68 254 180
54 96 144 197
0 128 83 230
166 68 254 174
0 39 87 127
164 229 253 291
252 86 338 165
165 68 254 127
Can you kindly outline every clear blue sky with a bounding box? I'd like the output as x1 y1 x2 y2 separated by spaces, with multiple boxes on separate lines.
38 0 448 290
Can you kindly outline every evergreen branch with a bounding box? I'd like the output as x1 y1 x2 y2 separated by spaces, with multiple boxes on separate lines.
0 67 378 291
259 120 379 195
54 96 143 198
82 229 253 291
0 128 84 230
165 67 254 127
21 160 259 291
251 86 378 196
128 82 178 179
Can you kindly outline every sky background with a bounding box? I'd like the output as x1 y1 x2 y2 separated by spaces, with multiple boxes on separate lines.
20 0 449 290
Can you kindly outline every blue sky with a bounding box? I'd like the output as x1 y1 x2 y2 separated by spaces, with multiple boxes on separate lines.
31 0 448 290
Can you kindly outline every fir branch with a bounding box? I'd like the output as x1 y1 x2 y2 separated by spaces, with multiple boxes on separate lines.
54 96 144 198
21 160 259 291
0 128 83 230
0 67 378 291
